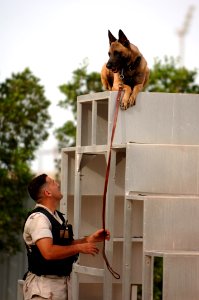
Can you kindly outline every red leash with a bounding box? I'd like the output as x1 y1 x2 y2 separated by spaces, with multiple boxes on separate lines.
102 87 123 279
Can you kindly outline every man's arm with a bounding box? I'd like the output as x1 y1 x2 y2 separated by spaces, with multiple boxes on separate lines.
36 229 110 260
36 237 99 260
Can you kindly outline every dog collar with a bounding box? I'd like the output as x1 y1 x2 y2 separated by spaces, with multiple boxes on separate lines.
119 69 124 79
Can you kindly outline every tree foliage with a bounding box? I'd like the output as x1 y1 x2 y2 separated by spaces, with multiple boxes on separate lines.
0 68 52 256
147 56 199 93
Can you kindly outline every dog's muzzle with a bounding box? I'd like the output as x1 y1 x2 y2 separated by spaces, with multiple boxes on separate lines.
106 62 117 73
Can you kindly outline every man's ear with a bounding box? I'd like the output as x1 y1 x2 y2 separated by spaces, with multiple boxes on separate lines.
44 189 51 197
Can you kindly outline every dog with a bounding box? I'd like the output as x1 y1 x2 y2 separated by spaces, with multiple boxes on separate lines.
101 29 149 110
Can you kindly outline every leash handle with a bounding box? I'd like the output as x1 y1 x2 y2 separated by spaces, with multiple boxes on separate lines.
102 87 123 279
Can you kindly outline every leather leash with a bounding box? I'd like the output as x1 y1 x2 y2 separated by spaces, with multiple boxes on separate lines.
102 86 123 279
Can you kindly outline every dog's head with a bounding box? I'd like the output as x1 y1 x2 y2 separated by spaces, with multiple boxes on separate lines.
106 29 132 72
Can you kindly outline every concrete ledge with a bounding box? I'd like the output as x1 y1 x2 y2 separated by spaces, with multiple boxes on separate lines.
77 91 199 146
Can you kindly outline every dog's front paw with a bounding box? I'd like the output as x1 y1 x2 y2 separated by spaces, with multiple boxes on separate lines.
120 96 130 110
129 94 136 107
120 102 130 110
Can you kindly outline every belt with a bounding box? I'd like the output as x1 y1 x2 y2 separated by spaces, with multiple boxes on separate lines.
27 272 69 279
42 274 69 279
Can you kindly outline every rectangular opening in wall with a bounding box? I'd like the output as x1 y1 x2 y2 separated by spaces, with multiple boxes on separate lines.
79 236 104 268
80 195 103 236
153 257 163 300
67 195 74 226
60 150 75 219
137 284 142 300
132 200 144 238
81 102 92 146
112 242 123 283
115 149 126 196
130 284 142 300
80 154 106 195
96 99 108 145
114 196 124 238
113 283 122 300
79 283 103 300
67 151 75 196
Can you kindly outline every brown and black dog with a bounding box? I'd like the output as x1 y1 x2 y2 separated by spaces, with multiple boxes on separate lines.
101 29 149 110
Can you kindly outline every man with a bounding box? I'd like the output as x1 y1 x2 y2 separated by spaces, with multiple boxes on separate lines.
23 173 110 300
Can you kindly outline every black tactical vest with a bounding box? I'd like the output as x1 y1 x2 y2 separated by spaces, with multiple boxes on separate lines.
24 207 78 277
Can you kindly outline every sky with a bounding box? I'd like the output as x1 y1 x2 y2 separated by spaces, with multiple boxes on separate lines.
0 0 199 174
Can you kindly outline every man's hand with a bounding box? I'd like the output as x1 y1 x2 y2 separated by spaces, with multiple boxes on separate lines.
78 242 99 256
87 229 110 243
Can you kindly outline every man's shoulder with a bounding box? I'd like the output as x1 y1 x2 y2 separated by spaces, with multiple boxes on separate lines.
25 208 50 224
28 211 46 220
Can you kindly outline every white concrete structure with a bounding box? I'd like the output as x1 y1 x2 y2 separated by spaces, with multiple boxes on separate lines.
61 91 199 300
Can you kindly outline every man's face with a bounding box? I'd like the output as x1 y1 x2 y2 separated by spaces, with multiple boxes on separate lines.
45 176 63 201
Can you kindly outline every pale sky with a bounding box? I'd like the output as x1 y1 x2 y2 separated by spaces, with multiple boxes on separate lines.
0 0 198 173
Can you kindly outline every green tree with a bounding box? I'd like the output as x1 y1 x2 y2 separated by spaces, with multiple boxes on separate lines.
0 68 52 257
55 56 199 149
147 56 199 93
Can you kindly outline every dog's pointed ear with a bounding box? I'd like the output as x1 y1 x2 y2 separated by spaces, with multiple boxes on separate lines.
108 30 117 45
118 29 130 47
